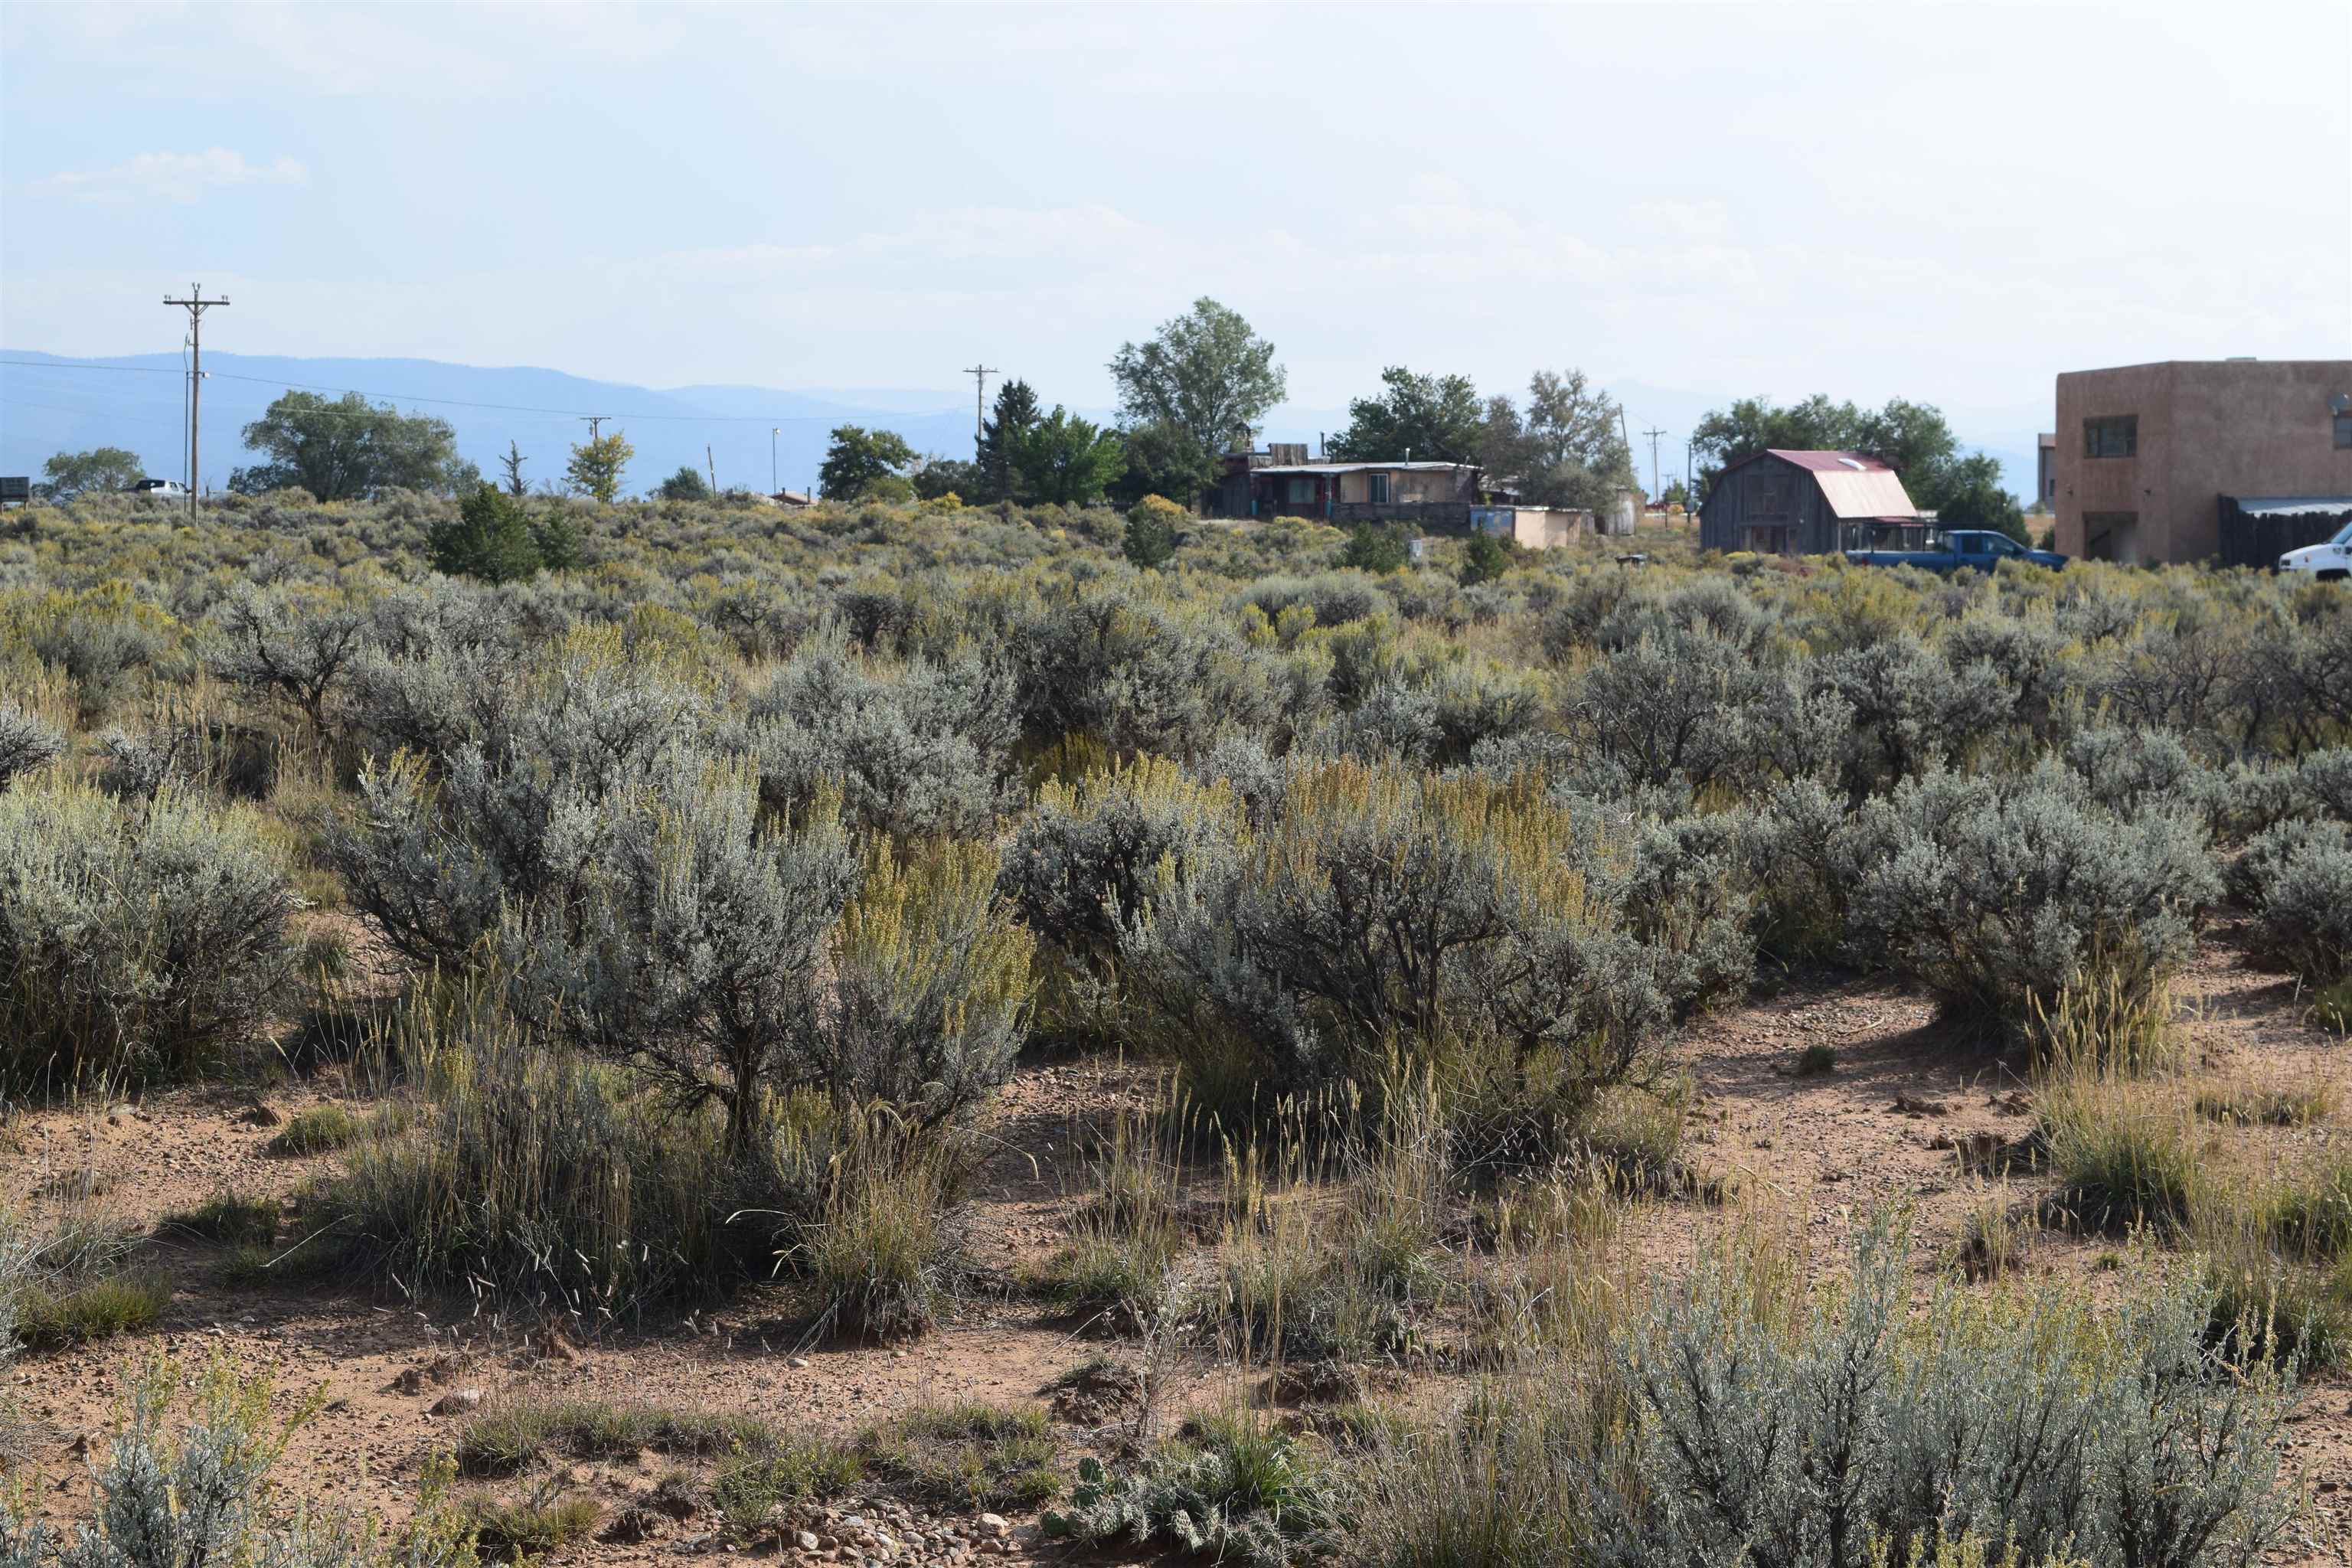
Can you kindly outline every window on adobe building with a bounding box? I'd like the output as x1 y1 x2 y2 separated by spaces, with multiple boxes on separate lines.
2334 413 2351 449
2084 416 2138 459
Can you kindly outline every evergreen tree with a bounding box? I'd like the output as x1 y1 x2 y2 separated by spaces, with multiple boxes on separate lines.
975 379 1041 502
427 485 543 583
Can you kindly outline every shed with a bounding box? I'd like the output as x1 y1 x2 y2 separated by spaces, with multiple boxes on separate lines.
1697 449 1922 557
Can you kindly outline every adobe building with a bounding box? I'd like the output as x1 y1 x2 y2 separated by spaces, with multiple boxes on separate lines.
2048 360 2352 565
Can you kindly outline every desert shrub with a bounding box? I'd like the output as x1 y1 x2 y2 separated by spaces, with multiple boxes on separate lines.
323 630 717 972
427 485 546 584
2063 723 2206 817
0 782 298 1087
1625 812 1757 1011
1814 632 2013 797
1571 1220 2296 1567
18 585 181 720
461 1490 599 1560
1844 770 2217 1039
748 626 1017 838
0 701 64 788
710 1435 864 1535
1045 1413 1346 1567
1235 573 1392 631
2237 819 2352 984
207 583 369 728
1000 756 1241 1047
1122 495 1184 569
1123 759 1668 1142
1743 778 1864 962
1012 585 1303 758
159 1191 279 1246
1325 680 1442 764
1562 626 1839 799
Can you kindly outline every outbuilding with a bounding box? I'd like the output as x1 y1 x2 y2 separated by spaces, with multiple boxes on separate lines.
1697 449 1923 557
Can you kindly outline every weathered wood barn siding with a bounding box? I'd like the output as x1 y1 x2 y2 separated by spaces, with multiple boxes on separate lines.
1698 453 1841 555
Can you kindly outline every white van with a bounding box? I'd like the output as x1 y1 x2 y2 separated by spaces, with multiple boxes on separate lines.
2279 520 2352 581
131 478 188 497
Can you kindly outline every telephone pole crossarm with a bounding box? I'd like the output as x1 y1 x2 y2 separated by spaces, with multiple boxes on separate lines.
162 284 229 520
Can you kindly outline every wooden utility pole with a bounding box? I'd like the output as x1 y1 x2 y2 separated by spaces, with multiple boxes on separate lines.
963 364 997 443
162 283 228 518
1642 427 1668 502
707 445 718 495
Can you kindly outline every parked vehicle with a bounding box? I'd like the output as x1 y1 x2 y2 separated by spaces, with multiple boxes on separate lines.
1844 528 2067 573
130 478 188 497
2278 520 2352 580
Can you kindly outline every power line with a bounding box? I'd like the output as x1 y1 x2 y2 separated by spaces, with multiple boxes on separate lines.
163 284 229 518
1642 426 1668 502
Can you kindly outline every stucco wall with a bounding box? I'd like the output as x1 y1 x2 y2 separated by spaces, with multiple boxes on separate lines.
2054 361 2352 564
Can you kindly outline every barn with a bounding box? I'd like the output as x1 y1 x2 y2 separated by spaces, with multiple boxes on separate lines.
1697 449 1924 557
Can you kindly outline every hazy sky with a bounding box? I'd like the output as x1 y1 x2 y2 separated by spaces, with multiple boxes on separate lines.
4 1 2347 442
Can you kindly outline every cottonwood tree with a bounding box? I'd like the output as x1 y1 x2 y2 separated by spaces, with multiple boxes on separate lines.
1015 407 1125 505
230 391 469 501
1108 297 1285 502
819 425 917 500
565 430 635 503
40 446 145 501
1328 367 1484 462
1478 370 1635 509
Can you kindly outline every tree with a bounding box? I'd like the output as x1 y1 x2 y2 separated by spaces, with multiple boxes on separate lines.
499 440 529 498
1107 420 1219 510
975 379 1041 502
654 464 711 501
1122 495 1184 570
1107 297 1286 502
230 391 466 501
1460 530 1519 586
427 484 543 583
913 456 980 501
39 446 145 501
1933 451 2028 544
1014 407 1125 505
1328 367 1485 462
819 425 918 501
1479 369 1635 509
565 430 634 503
1661 479 1691 511
1339 523 1410 574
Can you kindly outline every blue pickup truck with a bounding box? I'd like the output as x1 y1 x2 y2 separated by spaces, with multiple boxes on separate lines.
1844 529 2068 573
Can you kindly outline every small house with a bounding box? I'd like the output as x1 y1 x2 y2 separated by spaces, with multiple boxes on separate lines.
1471 505 1590 550
1697 449 1922 557
1212 445 1491 531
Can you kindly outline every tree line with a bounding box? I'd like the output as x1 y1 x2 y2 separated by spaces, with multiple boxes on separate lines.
31 297 2024 530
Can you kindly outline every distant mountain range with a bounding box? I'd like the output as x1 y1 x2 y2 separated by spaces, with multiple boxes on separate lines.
0 349 2039 504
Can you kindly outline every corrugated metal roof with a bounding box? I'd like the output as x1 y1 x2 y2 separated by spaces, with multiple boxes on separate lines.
1764 449 1896 474
2229 496 2352 517
1251 461 1476 475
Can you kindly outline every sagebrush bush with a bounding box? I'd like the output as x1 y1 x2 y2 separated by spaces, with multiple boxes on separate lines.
1572 1219 2296 1566
2237 819 2352 985
0 782 298 1086
1123 759 1668 1139
1845 770 2217 1038
0 701 64 788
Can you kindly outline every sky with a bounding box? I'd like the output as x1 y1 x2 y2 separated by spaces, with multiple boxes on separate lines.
3 0 2349 482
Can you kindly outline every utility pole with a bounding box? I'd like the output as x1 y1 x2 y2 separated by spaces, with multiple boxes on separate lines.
580 415 609 443
162 283 228 519
1642 426 1668 503
962 364 997 444
770 428 779 495
707 445 718 495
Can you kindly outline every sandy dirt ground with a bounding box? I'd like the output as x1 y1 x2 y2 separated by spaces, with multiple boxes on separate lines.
6 934 2350 1564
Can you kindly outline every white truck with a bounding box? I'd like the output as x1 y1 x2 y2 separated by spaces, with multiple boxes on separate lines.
2279 519 2352 581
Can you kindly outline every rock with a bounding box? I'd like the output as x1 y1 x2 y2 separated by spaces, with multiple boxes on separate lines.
975 1514 1011 1540
795 1532 822 1553
237 1104 283 1128
430 1387 485 1416
788 1357 811 1369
